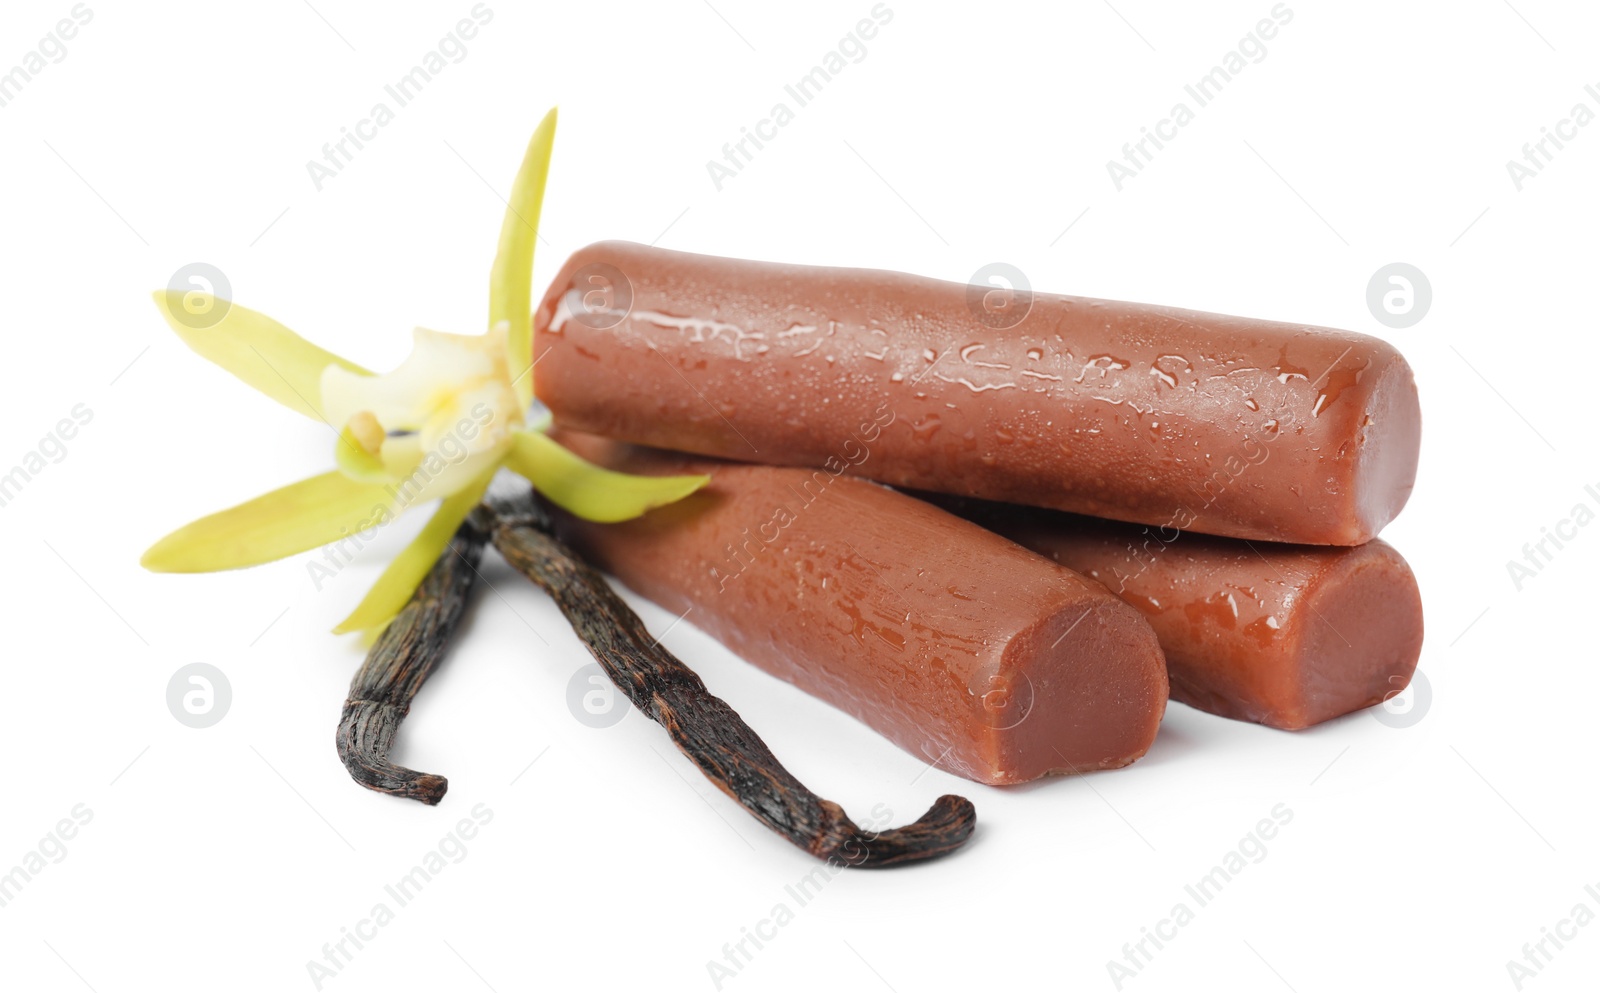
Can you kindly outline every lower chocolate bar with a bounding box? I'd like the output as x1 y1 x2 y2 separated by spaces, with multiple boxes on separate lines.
548 433 1169 785
952 501 1424 730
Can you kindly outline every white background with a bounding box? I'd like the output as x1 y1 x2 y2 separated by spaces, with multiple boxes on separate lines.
2 1 1596 990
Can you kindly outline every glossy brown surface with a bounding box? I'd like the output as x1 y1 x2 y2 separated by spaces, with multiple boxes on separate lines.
548 433 1168 785
534 241 1421 545
953 501 1425 729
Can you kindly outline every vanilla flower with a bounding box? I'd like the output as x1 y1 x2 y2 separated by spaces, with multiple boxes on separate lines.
142 109 707 637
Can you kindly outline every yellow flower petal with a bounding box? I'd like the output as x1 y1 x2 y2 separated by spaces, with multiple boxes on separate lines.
332 469 495 635
142 471 396 573
152 291 370 421
490 107 557 408
503 430 710 523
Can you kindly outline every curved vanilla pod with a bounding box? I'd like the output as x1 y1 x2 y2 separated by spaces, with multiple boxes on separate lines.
483 489 976 867
336 518 486 805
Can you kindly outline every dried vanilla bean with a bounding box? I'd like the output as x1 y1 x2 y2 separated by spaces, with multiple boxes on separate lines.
484 490 976 867
336 518 487 805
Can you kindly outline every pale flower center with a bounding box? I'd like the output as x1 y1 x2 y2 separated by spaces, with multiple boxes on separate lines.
321 325 525 502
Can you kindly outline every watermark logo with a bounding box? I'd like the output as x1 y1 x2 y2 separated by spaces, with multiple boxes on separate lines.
1372 670 1430 729
1365 262 1430 329
0 4 95 111
306 804 494 988
304 4 495 192
1103 412 1293 596
1107 803 1294 988
705 3 895 191
567 262 633 330
1504 884 1600 990
1505 84 1600 192
966 658 1034 731
0 402 93 510
712 403 893 592
567 662 628 728
1506 482 1600 591
705 803 895 988
304 404 496 593
165 263 232 330
166 663 232 729
1106 3 1295 191
966 263 1033 330
0 804 94 910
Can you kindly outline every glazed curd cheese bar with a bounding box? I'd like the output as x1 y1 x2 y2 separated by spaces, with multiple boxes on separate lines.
534 241 1421 545
950 500 1425 730
548 432 1169 785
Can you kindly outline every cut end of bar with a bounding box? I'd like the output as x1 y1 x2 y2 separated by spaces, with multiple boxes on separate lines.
1348 354 1422 544
1287 540 1424 729
979 597 1169 785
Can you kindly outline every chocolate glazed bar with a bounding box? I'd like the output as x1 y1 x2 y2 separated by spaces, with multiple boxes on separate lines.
949 500 1425 730
547 432 1168 786
533 241 1421 545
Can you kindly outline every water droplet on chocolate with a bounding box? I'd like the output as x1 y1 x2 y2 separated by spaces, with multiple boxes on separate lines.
911 414 943 441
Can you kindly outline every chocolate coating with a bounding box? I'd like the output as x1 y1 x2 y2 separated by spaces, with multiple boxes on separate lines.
953 502 1425 730
548 433 1168 785
534 241 1420 545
